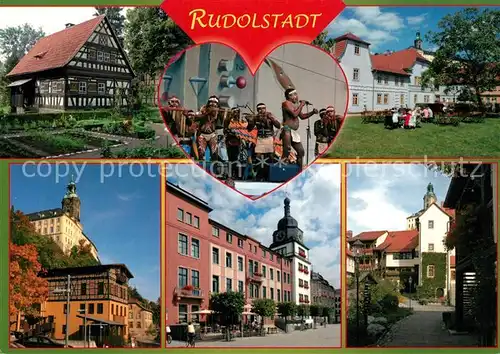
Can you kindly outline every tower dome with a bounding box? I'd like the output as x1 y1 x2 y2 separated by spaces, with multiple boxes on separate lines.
272 197 304 246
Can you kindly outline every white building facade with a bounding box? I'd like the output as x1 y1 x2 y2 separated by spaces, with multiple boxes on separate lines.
332 32 460 114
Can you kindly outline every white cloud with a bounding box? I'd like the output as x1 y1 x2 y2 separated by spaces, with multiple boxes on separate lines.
407 14 427 26
352 7 404 31
169 164 341 288
0 8 100 35
327 7 405 50
347 164 452 237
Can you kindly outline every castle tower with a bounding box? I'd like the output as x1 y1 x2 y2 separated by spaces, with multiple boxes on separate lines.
423 182 437 210
61 175 81 221
414 31 423 53
270 197 311 305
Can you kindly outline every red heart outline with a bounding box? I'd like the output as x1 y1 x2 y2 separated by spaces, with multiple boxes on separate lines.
158 41 349 201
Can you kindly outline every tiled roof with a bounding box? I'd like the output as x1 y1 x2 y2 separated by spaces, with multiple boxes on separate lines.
334 32 370 45
375 230 419 253
370 48 428 76
25 208 65 221
349 230 387 242
7 16 105 77
333 40 347 60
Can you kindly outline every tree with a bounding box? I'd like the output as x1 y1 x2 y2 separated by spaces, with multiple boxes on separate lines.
312 30 336 53
421 8 500 110
124 7 193 76
297 304 310 329
276 302 297 333
309 304 321 329
321 306 331 326
94 7 126 45
251 299 276 335
210 291 245 341
10 242 49 318
0 24 44 60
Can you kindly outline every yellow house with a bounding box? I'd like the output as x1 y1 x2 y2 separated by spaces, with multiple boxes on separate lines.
128 299 154 341
26 178 99 260
41 264 133 346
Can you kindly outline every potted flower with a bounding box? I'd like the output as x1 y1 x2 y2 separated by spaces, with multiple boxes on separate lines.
183 285 194 291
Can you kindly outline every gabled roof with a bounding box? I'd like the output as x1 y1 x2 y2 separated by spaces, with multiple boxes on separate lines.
334 32 370 45
332 33 370 60
370 48 428 76
349 230 387 242
375 230 418 253
421 202 455 219
7 15 126 78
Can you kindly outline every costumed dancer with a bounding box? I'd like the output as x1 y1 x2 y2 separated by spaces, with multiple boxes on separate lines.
248 103 281 181
281 88 318 172
194 96 220 161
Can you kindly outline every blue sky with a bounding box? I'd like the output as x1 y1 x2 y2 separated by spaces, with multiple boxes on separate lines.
167 164 342 288
347 164 452 235
10 163 161 302
327 7 495 52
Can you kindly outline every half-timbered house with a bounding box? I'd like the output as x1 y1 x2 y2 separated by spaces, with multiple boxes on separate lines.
6 15 134 113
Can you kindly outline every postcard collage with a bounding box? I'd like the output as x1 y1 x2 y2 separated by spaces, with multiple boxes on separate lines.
2 4 499 352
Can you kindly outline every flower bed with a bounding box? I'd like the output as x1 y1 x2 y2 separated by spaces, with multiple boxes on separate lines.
0 139 39 158
10 132 121 156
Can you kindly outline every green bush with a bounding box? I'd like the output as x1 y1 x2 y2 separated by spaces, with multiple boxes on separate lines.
4 110 114 123
380 294 399 313
135 126 156 139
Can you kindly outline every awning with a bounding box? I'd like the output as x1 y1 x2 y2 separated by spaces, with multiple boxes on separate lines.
76 314 125 326
7 79 32 87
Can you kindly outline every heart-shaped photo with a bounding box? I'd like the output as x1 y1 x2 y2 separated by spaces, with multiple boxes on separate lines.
158 43 348 195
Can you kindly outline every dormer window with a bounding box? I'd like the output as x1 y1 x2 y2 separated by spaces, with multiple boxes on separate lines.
34 51 48 60
354 44 360 55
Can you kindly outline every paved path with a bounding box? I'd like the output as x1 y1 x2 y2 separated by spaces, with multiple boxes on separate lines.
378 305 478 347
168 324 340 348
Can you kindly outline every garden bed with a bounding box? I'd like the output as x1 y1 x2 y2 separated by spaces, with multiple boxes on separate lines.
63 131 121 148
10 132 122 156
0 139 40 158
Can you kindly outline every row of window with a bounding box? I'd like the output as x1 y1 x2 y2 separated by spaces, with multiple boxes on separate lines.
177 208 200 229
298 294 310 302
178 233 291 281
63 302 125 316
351 93 432 106
129 321 143 329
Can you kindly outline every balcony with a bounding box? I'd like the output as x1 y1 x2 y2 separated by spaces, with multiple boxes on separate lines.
175 286 204 299
247 272 263 283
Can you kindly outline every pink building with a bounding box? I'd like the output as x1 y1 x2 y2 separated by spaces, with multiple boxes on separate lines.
166 182 292 325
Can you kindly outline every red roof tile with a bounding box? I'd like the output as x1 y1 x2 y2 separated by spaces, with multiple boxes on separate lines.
7 16 105 77
333 40 347 60
334 32 370 45
450 255 456 267
375 230 419 253
349 231 387 242
370 48 428 76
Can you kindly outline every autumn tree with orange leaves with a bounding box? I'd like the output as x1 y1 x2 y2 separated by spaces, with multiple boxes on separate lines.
9 242 48 318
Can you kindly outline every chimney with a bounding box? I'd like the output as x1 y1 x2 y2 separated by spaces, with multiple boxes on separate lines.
65 23 75 28
347 230 353 239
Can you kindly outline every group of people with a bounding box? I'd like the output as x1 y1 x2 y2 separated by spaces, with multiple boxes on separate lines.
162 89 341 181
386 105 434 130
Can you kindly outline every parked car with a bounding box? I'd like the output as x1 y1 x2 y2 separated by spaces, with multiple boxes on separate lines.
15 336 72 348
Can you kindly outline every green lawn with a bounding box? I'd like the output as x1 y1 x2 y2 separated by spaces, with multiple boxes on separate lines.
326 116 500 158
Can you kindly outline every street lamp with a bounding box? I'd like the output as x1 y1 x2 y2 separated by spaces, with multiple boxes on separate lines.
352 239 363 346
408 276 413 310
52 274 71 348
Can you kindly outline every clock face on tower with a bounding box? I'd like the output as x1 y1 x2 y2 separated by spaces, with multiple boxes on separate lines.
275 231 285 242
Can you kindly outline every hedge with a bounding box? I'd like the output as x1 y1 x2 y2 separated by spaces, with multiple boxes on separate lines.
3 110 115 123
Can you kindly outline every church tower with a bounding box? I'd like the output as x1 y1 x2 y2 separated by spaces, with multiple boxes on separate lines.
423 182 437 210
61 176 81 221
414 31 423 53
270 197 311 305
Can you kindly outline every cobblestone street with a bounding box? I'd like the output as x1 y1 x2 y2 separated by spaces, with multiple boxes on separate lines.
168 324 341 347
378 305 478 347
